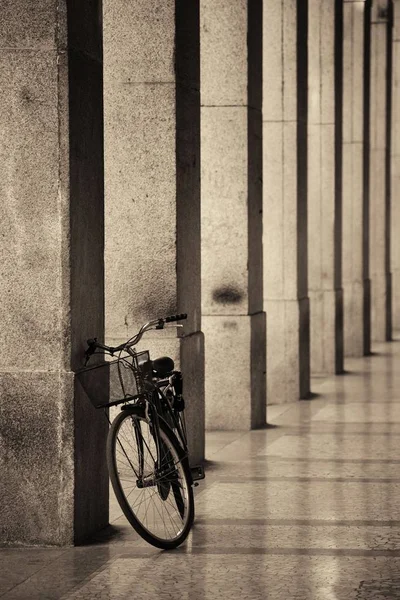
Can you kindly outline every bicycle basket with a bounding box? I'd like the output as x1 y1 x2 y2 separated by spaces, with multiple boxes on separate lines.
76 356 145 409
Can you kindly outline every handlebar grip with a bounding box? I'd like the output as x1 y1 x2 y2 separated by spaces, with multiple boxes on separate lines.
165 313 187 323
86 338 115 353
85 338 97 363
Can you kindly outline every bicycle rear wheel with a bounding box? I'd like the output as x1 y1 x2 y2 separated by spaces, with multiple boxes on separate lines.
107 406 194 549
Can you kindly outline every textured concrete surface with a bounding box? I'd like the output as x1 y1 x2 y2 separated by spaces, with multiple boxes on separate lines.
265 297 310 403
201 106 249 313
369 4 391 342
0 49 61 371
1 338 400 598
200 0 248 106
0 372 74 545
391 4 400 329
180 331 205 465
203 313 266 430
104 1 204 460
263 0 310 404
201 0 265 429
0 1 107 545
308 290 344 374
342 0 370 357
308 0 343 375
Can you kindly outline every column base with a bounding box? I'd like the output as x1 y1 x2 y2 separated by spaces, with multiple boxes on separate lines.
309 288 344 374
371 273 391 342
265 298 310 404
180 331 205 465
203 313 266 431
392 269 400 331
0 370 109 546
363 278 371 355
343 280 369 357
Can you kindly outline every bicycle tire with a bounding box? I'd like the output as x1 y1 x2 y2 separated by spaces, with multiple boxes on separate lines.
107 406 194 550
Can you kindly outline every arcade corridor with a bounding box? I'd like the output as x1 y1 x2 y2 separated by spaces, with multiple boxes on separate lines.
2 4 400 599
1 337 400 599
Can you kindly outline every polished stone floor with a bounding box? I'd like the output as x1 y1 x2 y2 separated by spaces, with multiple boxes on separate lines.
2 339 400 599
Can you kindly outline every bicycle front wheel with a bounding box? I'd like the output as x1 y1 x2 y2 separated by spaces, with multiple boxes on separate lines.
107 406 194 550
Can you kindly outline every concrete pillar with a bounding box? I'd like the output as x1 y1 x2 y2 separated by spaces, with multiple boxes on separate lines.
104 2 204 462
0 2 107 545
391 1 400 329
308 0 344 374
369 0 392 341
263 0 310 403
201 1 266 430
342 0 370 356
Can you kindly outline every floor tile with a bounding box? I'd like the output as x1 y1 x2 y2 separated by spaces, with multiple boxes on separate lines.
311 403 400 423
195 481 400 521
3 341 400 600
59 556 400 600
260 433 400 461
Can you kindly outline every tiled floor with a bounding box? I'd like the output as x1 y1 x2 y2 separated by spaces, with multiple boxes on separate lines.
2 340 400 599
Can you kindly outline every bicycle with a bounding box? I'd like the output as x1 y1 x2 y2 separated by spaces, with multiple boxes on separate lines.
76 313 205 550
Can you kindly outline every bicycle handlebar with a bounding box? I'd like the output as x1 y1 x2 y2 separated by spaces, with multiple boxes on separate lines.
85 313 187 361
164 313 187 324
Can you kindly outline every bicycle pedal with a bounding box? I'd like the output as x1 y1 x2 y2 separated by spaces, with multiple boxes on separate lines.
190 465 205 481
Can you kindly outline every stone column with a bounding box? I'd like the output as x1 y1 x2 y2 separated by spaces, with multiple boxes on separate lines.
391 1 400 329
342 0 370 356
201 0 266 430
308 0 344 374
104 2 204 462
369 0 392 341
0 1 107 545
263 0 310 403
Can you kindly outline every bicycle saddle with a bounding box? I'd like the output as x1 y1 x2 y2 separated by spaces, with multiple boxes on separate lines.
152 356 175 377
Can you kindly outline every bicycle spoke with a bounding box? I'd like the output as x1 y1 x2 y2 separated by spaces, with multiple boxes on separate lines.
112 412 191 544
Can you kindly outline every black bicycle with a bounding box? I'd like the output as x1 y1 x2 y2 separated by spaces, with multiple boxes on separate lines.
76 313 204 550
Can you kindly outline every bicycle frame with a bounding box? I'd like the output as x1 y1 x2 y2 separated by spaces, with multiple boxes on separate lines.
154 384 188 452
119 345 189 483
